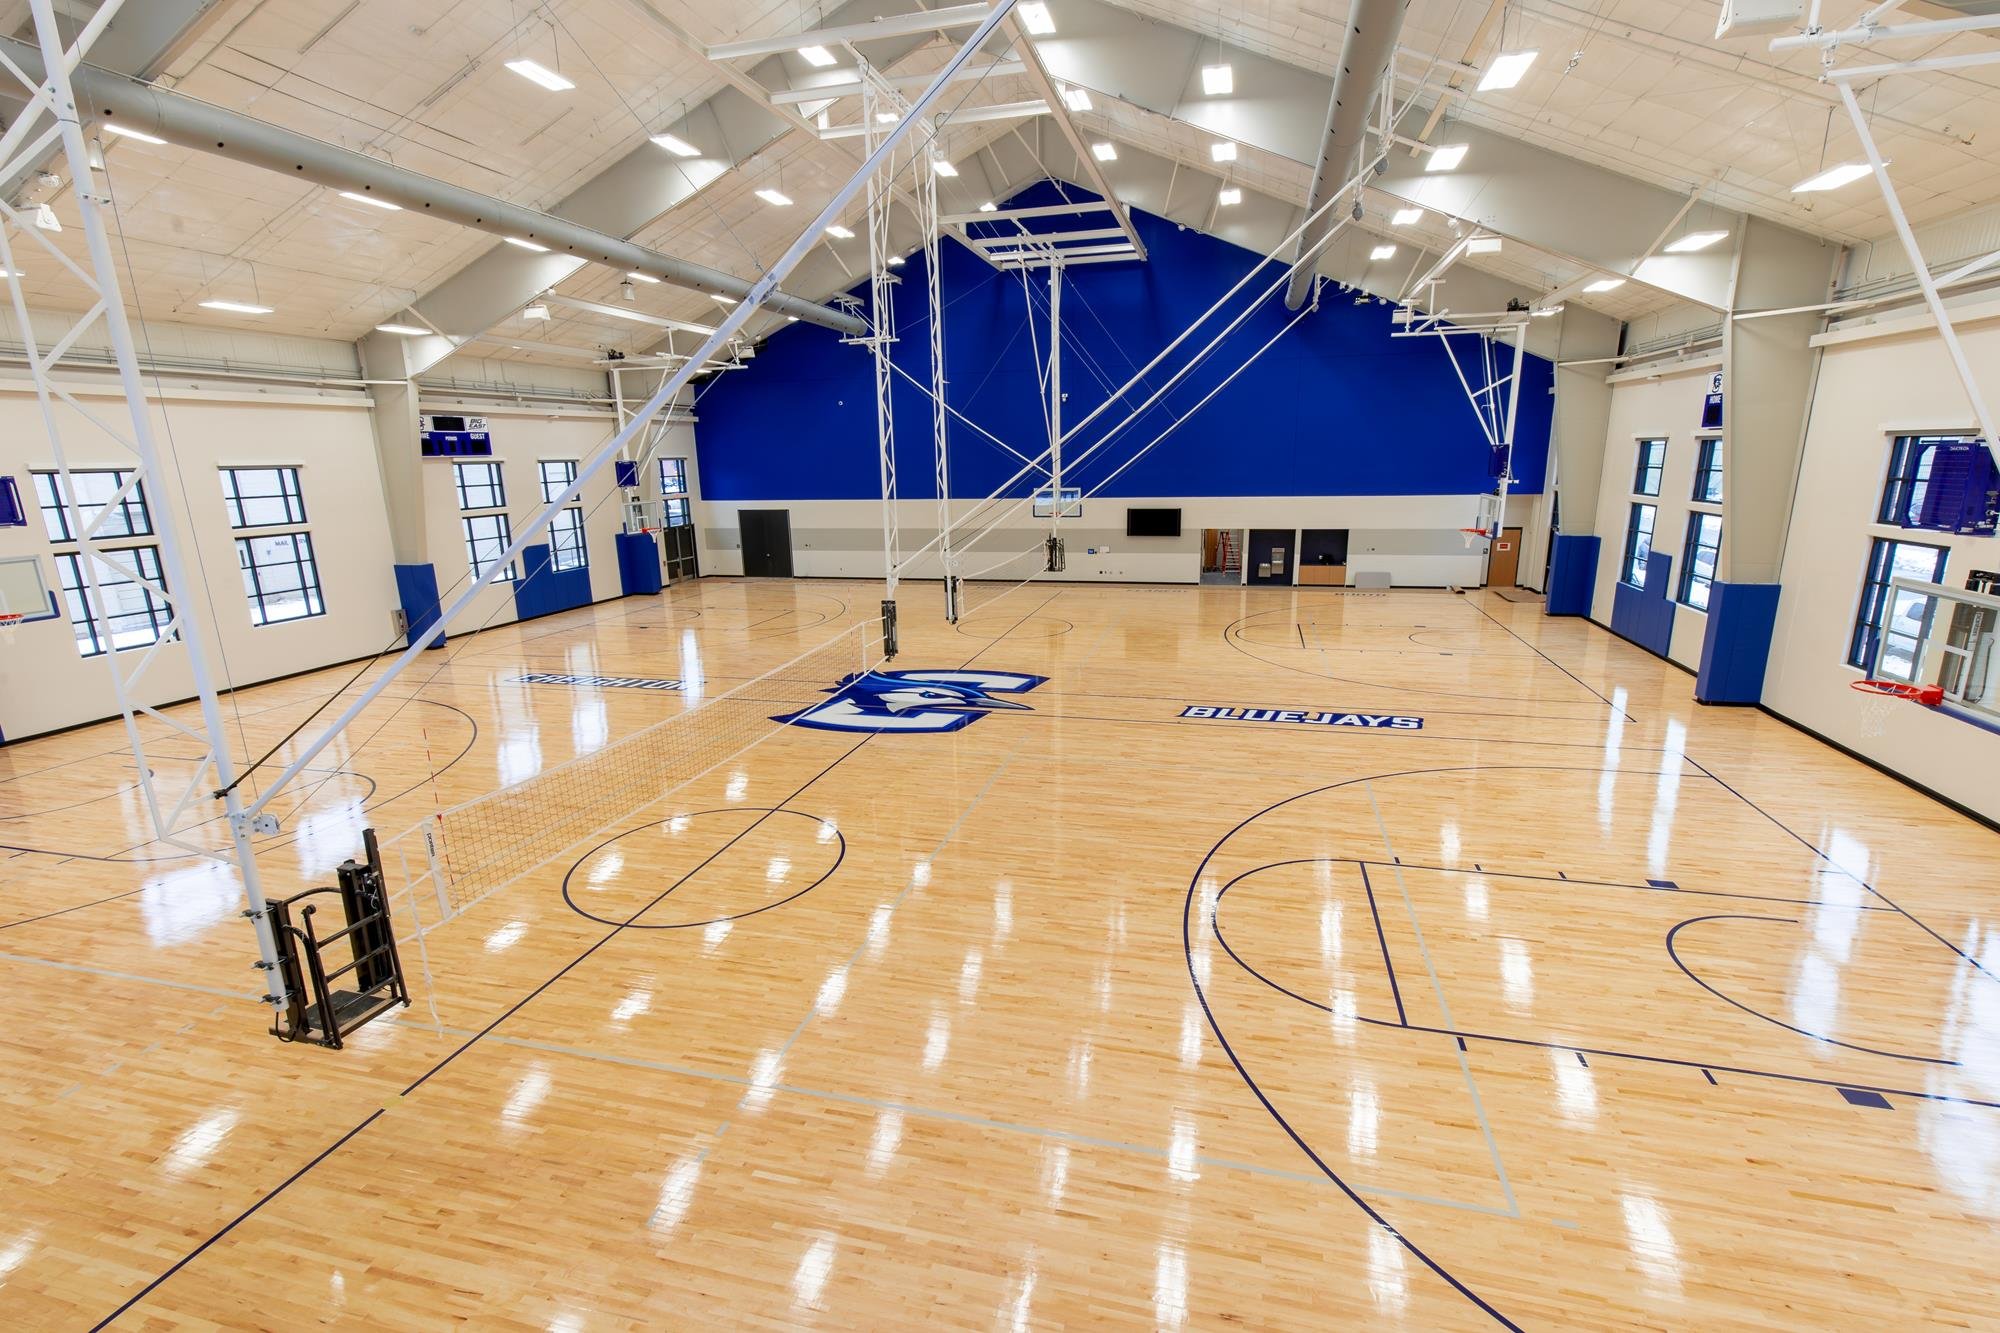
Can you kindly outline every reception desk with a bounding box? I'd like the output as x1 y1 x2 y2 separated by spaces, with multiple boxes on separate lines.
1298 565 1347 587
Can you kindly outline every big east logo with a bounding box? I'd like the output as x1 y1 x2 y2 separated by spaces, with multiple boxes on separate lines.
775 670 1046 733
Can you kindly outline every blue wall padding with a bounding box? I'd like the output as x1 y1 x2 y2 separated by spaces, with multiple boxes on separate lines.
1544 535 1599 617
512 543 593 621
1695 581 1781 705
694 181 1555 502
393 562 446 649
616 531 662 596
1610 548 1676 658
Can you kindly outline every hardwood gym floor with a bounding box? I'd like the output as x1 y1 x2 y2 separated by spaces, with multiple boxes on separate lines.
2 578 1997 1327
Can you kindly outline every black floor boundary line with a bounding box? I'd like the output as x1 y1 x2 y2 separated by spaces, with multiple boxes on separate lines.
1467 594 1635 720
1751 704 2000 838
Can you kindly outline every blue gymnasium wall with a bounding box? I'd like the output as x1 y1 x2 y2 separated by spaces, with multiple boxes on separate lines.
695 182 1554 503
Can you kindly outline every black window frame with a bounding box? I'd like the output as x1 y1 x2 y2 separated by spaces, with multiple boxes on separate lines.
219 466 308 529
1623 502 1658 586
658 457 687 497
32 468 154 544
663 497 690 528
236 531 326 626
454 460 507 513
1678 511 1722 610
1633 439 1666 497
538 460 588 572
1692 437 1723 503
54 545 172 657
1848 537 1949 671
1878 434 1971 528
463 511 517 582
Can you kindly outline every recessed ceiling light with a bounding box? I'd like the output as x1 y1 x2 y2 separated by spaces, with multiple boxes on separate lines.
798 44 838 67
1391 208 1423 226
627 271 662 283
1018 2 1056 35
1091 141 1117 162
1478 50 1538 92
1201 63 1234 96
504 237 550 252
505 59 574 92
1467 236 1502 254
200 299 273 315
888 254 906 267
1426 144 1468 172
875 111 899 125
651 133 699 157
826 224 855 238
1583 277 1626 293
1218 187 1242 206
101 123 166 145
1793 162 1875 193
1062 87 1092 112
1531 305 1562 317
978 201 997 212
338 190 400 211
1663 230 1730 253
1210 141 1237 163
1370 244 1398 261
756 188 793 206
375 323 430 336
933 159 959 177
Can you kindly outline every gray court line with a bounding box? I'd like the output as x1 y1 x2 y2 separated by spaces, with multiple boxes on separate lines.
438 1025 1518 1219
1363 781 1523 1219
0 947 261 1001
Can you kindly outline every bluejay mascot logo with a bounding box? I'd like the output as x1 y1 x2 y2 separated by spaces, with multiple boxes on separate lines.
776 670 1047 733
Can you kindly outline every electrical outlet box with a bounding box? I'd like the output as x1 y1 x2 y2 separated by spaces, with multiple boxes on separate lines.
1715 0 1803 38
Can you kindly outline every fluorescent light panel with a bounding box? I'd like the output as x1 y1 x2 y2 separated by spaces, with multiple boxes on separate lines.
1217 187 1241 206
826 224 855 238
1091 141 1117 161
756 188 794 206
200 299 272 314
1018 2 1056 35
1210 140 1237 162
1793 162 1874 192
1392 207 1423 225
1062 87 1092 112
375 323 430 336
1370 244 1398 260
1478 50 1538 92
1663 230 1730 253
798 44 838 67
505 59 574 92
651 132 699 157
1583 277 1626 293
978 201 997 212
1426 144 1468 172
1201 63 1233 96
338 190 400 211
101 122 166 145
1466 236 1502 254
933 158 959 177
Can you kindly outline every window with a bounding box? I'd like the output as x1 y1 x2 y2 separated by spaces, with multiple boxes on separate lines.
463 512 516 581
1693 438 1723 503
1633 439 1666 497
237 532 324 625
658 457 687 496
55 546 171 657
219 467 307 529
1879 435 1968 527
1678 512 1722 610
1623 503 1657 586
32 468 154 543
454 460 507 512
1849 538 1949 673
664 497 690 527
539 459 587 571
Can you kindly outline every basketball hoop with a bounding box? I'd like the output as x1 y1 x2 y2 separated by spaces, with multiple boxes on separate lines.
1460 527 1489 549
1851 678 1944 738
0 614 22 643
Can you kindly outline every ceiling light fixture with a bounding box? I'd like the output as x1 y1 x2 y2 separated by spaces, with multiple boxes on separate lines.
620 279 637 302
505 59 574 92
888 254 906 267
1478 50 1538 92
1467 236 1503 254
1392 207 1423 225
200 299 273 315
101 122 166 145
338 190 401 211
1062 87 1092 112
1583 277 1626 293
798 44 838 67
1663 230 1730 253
1370 244 1398 260
1218 187 1242 206
756 188 794 206
1091 141 1117 162
875 111 899 124
1792 162 1874 193
521 302 551 321
1210 140 1237 163
933 158 959 177
651 132 700 157
1425 144 1468 172
1201 63 1234 96
826 224 855 238
504 237 550 252
1018 2 1056 35
978 201 997 212
375 323 430 336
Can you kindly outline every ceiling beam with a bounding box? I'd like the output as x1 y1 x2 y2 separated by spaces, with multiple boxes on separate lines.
1000 11 1143 259
706 4 997 61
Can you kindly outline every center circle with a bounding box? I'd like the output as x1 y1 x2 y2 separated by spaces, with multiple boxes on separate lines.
560 807 845 929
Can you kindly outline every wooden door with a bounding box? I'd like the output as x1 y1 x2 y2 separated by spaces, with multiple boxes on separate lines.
1489 526 1523 586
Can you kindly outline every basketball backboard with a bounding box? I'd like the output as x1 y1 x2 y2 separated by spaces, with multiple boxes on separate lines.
0 556 55 621
1872 577 2000 728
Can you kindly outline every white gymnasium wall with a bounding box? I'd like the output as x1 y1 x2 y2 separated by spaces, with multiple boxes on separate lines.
1591 359 1722 671
0 376 395 741
1764 313 2000 821
693 494 1492 587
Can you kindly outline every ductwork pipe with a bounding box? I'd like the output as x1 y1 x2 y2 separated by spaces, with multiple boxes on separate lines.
1284 0 1409 311
0 36 866 336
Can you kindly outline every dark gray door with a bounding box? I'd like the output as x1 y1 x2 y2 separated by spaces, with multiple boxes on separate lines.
739 509 793 578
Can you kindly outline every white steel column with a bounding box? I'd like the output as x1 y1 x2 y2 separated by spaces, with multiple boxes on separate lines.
859 71 901 597
0 0 287 1009
922 131 953 607
1048 261 1063 509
